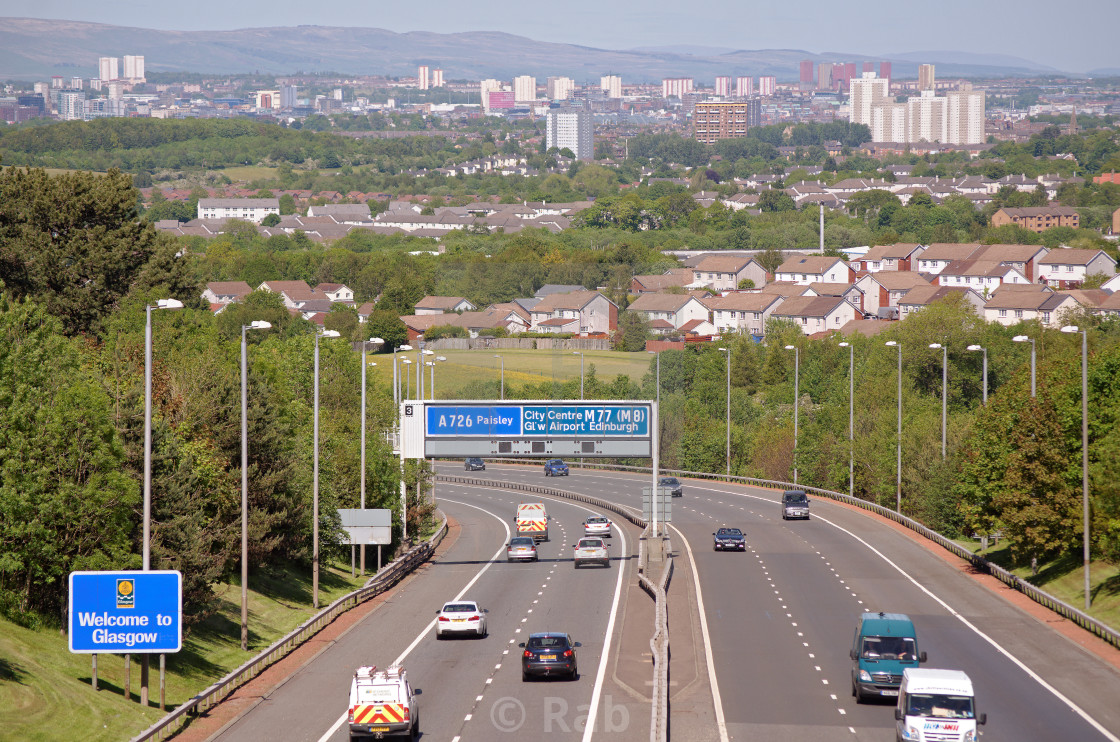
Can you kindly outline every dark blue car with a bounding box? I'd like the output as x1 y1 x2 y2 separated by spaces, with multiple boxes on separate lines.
544 459 569 476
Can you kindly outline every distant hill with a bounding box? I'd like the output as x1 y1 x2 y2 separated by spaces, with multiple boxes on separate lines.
0 18 1063 82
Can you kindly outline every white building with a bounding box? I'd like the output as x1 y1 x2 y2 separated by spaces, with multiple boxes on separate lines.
58 91 85 121
418 65 430 90
946 83 985 145
601 75 622 98
735 76 753 97
908 90 947 143
662 78 694 99
513 75 537 104
122 55 145 82
758 76 776 96
714 76 732 97
547 77 575 100
546 110 594 160
479 79 503 112
849 72 890 128
432 69 444 88
197 198 280 224
98 57 118 82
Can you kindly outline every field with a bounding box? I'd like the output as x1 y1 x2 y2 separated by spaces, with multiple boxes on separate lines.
218 165 278 182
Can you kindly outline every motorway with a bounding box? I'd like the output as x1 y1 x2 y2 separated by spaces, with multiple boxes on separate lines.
209 462 1120 742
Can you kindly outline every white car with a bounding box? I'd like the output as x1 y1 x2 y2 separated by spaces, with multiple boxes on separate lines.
573 537 610 568
506 536 539 562
583 516 612 538
435 600 487 638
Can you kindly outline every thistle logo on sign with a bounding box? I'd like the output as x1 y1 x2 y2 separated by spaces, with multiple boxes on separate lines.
116 578 135 609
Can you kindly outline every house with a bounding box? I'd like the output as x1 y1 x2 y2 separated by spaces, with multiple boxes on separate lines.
202 281 252 306
770 295 857 336
315 283 355 303
691 255 769 291
850 243 925 273
1098 291 1120 318
970 243 1050 282
529 290 617 335
535 284 586 298
990 206 1079 233
258 280 320 310
804 282 865 315
414 296 477 315
626 293 711 335
1101 273 1120 293
306 203 373 222
982 291 1084 328
914 243 981 275
898 285 985 320
630 269 694 293
705 292 785 337
197 198 280 224
774 256 853 285
855 272 932 317
1037 248 1117 289
935 260 1031 295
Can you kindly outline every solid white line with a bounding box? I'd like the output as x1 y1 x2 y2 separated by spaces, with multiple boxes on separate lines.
669 523 730 742
315 498 510 742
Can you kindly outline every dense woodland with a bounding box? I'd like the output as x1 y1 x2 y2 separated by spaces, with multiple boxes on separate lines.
1 117 1119 629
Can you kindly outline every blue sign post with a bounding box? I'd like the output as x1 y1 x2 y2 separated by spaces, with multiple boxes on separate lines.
69 571 182 654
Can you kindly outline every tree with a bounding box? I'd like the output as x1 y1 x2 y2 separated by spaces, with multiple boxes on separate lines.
758 189 796 213
614 311 650 351
261 213 281 227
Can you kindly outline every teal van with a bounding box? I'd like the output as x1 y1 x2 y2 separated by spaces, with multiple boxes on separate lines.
850 612 926 703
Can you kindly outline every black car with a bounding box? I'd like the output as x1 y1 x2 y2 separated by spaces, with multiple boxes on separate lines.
713 527 746 551
658 476 683 497
464 457 486 471
544 459 569 476
520 632 580 680
781 490 810 520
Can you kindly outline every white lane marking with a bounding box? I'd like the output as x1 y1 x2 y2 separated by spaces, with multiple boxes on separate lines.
315 498 510 742
669 523 730 742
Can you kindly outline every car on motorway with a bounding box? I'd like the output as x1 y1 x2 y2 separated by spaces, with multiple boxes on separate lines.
583 515 612 537
713 527 746 551
506 536 539 562
781 489 810 520
435 600 488 639
520 632 580 680
658 476 683 497
573 537 610 568
464 457 486 471
347 664 419 740
851 612 925 702
543 458 569 476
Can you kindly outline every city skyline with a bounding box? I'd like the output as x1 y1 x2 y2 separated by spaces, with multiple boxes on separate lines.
3 0 1118 74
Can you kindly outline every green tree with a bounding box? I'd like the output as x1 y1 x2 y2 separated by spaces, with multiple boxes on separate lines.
261 213 282 227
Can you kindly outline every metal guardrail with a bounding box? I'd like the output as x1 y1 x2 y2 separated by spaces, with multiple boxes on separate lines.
477 458 1120 652
130 512 449 742
636 537 673 742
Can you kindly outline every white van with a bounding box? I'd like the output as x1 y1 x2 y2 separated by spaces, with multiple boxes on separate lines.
895 668 985 742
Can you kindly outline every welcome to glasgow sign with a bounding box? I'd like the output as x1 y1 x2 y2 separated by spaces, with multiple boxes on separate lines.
68 570 182 654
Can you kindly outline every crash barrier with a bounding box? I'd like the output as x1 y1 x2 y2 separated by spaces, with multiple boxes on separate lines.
478 458 1120 653
130 512 448 742
637 526 673 742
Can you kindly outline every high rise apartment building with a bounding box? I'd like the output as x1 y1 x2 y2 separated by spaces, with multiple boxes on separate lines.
418 65 430 90
871 103 908 143
122 55 145 81
98 57 118 82
818 63 834 91
735 76 753 97
799 60 814 87
281 86 299 108
546 110 593 160
879 61 892 83
59 91 85 120
849 72 890 128
758 76 776 96
513 75 537 103
432 69 444 88
946 83 985 145
600 75 622 98
714 76 732 97
662 78 694 99
908 90 945 142
547 76 575 100
692 99 761 144
918 64 935 91
862 62 874 74
852 66 982 144
480 79 503 112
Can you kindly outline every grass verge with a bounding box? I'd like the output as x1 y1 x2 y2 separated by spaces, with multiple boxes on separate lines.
0 558 374 742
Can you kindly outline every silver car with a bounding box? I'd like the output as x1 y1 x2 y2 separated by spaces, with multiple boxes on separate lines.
583 516 612 538
507 537 539 562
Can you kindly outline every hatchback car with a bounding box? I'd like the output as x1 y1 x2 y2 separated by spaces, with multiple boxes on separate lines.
659 476 683 497
713 527 746 551
583 516 612 538
506 536 539 562
435 600 487 639
520 632 580 680
781 490 810 520
464 457 486 471
573 537 610 568
544 459 569 476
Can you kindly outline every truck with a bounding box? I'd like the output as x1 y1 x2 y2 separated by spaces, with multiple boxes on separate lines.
516 502 549 542
895 668 985 742
347 665 419 740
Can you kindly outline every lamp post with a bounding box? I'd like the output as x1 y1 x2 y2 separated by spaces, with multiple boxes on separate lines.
494 355 504 400
885 341 902 512
401 358 412 398
417 348 434 399
574 351 585 399
428 356 446 399
929 343 947 459
239 320 271 651
718 346 731 476
967 344 988 405
1013 335 1036 398
393 344 413 405
1061 325 1091 611
838 342 854 498
784 344 800 483
360 337 385 577
312 329 341 609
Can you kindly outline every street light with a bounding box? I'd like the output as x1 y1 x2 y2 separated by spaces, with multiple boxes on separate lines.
885 341 902 512
1013 335 1036 398
494 355 504 400
239 320 271 651
393 344 413 405
718 347 731 476
1061 325 1091 611
401 358 412 398
312 329 341 609
784 345 800 483
648 350 661 458
427 356 446 399
573 351 585 399
360 337 385 577
967 344 988 405
838 342 854 498
929 343 947 459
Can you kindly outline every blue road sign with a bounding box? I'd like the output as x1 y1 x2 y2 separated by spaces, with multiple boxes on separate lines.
68 571 182 654
425 403 650 438
426 405 522 436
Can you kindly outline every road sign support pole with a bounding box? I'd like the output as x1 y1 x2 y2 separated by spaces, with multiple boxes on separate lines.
124 654 130 701
141 655 149 705
91 654 97 691
159 654 165 711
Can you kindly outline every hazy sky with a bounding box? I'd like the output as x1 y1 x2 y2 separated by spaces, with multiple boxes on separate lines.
5 0 1119 73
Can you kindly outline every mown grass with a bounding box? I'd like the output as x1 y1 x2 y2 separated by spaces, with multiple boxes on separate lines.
218 165 278 181
0 559 372 742
953 538 1120 631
